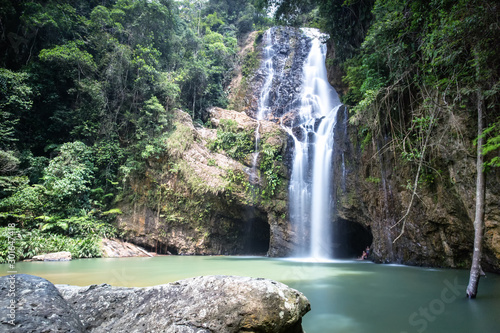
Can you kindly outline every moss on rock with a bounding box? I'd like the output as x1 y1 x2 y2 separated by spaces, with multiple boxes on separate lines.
117 108 293 256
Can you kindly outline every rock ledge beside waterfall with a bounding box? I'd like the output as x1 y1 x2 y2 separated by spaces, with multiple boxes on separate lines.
0 274 310 333
117 107 293 257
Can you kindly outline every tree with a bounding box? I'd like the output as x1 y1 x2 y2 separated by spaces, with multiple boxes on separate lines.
43 141 95 215
0 0 264 260
466 51 487 299
0 69 32 149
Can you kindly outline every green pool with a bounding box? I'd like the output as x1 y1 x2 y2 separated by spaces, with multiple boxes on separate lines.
2 256 499 333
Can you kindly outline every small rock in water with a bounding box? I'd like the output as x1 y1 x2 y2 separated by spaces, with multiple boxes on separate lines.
292 126 306 142
32 251 72 261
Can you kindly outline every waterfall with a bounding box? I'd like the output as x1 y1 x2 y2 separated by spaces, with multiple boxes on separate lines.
256 30 275 121
252 27 341 259
250 30 275 185
341 106 348 193
287 28 342 259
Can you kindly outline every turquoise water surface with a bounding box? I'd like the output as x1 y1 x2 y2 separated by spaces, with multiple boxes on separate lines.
2 256 500 333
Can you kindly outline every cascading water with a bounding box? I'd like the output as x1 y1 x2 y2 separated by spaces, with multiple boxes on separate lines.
256 30 275 121
286 28 342 259
341 106 348 193
250 30 275 185
252 27 341 259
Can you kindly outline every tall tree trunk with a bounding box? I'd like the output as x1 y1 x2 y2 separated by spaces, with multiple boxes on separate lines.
466 52 486 299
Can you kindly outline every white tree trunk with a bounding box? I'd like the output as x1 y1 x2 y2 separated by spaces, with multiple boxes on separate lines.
466 53 486 298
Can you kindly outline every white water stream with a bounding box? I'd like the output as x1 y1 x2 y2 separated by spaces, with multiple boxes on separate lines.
255 28 341 259
287 28 341 259
250 30 275 184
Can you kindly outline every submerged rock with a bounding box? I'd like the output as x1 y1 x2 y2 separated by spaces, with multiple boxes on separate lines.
57 275 310 333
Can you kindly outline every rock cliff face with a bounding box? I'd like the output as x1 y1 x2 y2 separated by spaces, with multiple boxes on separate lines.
113 25 500 272
327 49 500 272
117 107 292 256
230 26 311 121
248 27 311 121
325 39 348 98
116 27 315 258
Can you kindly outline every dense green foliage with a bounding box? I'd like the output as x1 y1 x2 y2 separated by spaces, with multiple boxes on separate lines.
0 227 102 262
259 143 283 200
263 0 374 62
0 0 270 261
208 119 255 160
207 119 284 202
343 0 499 174
263 0 499 173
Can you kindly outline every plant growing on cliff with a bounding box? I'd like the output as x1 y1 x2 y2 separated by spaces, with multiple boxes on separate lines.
224 169 250 195
242 49 261 78
481 120 500 168
208 119 254 161
259 143 282 200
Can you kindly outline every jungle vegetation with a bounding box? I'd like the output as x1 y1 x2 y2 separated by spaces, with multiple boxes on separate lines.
262 0 499 297
0 0 270 262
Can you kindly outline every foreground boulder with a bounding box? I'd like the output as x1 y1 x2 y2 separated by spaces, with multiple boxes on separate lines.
0 274 310 333
0 274 84 332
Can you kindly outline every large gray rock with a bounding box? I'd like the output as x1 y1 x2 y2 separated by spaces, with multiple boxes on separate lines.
0 274 310 333
0 274 84 333
57 275 310 333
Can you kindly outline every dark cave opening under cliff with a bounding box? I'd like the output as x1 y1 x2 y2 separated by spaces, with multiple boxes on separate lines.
241 214 270 255
135 241 178 255
332 219 373 259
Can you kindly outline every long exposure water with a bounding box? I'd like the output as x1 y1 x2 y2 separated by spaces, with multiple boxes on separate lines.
250 30 274 185
287 28 342 259
2 257 499 333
